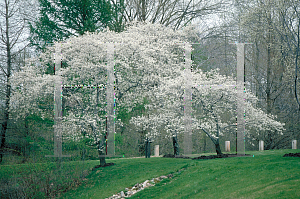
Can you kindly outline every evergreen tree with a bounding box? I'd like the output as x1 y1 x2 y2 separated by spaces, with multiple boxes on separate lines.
29 0 125 52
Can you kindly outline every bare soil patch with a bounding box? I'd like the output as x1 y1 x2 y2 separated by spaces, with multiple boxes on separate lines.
163 153 252 160
283 153 300 157
92 163 115 170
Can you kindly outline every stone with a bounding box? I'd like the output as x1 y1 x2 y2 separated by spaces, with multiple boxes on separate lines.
167 174 173 178
160 175 167 179
153 178 162 183
225 141 230 152
155 145 159 157
106 173 173 198
120 191 125 197
142 180 149 187
292 140 297 149
259 140 264 151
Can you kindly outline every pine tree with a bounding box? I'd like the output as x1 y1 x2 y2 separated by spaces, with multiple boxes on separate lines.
28 0 125 52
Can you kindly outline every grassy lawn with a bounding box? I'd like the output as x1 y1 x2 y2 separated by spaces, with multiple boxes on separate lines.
62 149 300 199
1 149 300 198
60 157 191 198
130 149 300 199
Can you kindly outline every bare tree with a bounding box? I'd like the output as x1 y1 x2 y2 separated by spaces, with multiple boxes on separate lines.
231 0 300 149
112 0 226 30
0 0 29 163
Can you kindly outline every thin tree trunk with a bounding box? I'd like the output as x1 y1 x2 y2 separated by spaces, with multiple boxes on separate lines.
99 151 106 166
215 142 222 155
203 133 206 153
172 136 179 156
0 0 12 163
145 138 151 158
265 5 273 150
98 136 106 166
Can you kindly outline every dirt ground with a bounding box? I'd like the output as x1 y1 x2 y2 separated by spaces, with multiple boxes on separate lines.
163 153 252 160
283 153 300 157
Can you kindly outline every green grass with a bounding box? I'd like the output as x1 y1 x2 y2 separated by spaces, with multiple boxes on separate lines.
61 149 300 199
60 157 191 198
1 149 300 198
130 150 300 199
0 160 97 198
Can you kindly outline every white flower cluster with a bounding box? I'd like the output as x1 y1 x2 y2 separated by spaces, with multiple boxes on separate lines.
9 21 285 147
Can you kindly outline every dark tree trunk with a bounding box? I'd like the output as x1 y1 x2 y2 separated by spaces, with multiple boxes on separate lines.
97 136 106 166
99 150 106 166
0 1 12 163
145 138 151 158
173 136 179 156
215 143 222 155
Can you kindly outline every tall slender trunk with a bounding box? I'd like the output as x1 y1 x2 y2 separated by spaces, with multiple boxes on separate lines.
203 133 206 152
0 1 12 163
172 136 179 156
145 138 151 158
215 119 222 155
141 0 145 21
23 114 29 161
265 5 273 150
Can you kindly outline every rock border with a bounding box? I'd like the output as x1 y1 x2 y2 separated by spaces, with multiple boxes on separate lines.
106 168 186 199
106 176 167 199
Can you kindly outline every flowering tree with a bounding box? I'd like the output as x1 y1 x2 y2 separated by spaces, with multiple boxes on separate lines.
130 68 285 155
9 21 200 164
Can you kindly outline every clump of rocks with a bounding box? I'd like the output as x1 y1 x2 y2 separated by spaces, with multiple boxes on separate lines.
106 175 169 199
283 153 300 157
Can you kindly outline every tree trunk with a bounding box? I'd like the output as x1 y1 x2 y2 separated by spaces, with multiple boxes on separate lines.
145 138 151 158
172 136 179 156
99 150 106 166
0 0 12 163
203 133 206 153
98 136 106 166
215 143 222 155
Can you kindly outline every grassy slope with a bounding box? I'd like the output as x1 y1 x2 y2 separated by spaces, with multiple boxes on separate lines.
61 149 300 199
131 149 300 199
1 149 299 198
60 157 191 198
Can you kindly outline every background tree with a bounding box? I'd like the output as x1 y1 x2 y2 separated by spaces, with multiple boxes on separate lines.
0 0 34 163
233 0 300 149
117 0 226 30
130 67 285 155
28 0 125 52
10 21 199 164
192 0 300 150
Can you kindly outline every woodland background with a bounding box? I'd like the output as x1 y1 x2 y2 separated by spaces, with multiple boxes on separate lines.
0 0 299 164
